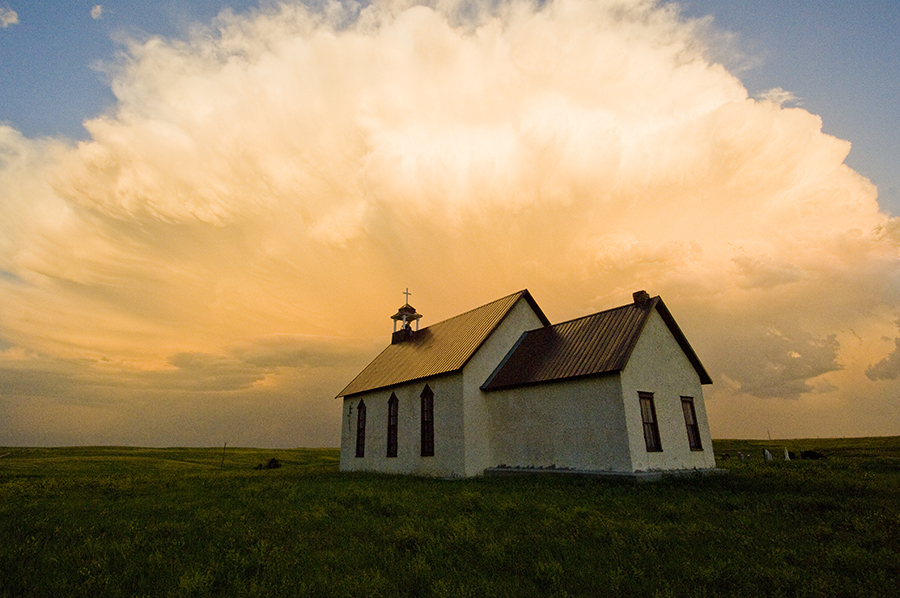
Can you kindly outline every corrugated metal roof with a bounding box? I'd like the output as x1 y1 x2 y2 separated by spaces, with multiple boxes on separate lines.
337 290 549 397
481 297 712 390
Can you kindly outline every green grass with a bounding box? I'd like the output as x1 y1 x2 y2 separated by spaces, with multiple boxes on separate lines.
1 439 898 597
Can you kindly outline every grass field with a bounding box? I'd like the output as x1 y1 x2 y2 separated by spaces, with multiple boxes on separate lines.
1 439 898 597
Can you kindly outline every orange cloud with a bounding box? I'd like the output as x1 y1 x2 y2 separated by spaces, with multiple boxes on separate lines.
1 0 898 445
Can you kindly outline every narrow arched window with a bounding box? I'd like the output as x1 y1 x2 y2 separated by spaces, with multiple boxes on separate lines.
386 393 399 458
355 400 366 458
420 385 434 457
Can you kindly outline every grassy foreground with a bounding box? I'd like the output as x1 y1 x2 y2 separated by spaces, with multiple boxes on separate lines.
1 439 898 598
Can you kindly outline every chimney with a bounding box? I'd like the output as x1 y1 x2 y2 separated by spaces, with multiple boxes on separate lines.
633 290 651 307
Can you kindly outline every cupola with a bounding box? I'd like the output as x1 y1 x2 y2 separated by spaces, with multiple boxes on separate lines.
391 288 422 343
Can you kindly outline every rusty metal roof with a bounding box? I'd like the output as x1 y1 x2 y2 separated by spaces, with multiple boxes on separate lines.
481 296 712 390
337 290 550 397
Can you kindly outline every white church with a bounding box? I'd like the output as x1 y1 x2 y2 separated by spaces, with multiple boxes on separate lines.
337 289 716 477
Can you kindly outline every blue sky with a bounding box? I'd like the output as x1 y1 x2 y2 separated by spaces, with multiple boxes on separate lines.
2 1 897 214
0 1 259 140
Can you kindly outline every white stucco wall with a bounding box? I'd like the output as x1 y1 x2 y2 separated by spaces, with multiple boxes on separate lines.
339 373 464 477
486 375 633 472
619 309 716 472
461 297 548 476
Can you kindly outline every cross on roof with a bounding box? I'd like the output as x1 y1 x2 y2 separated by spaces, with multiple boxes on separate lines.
403 288 412 303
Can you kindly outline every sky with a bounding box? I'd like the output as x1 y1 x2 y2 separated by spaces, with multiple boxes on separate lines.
1 0 898 447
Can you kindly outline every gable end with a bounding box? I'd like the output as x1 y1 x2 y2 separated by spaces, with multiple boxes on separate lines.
652 299 712 385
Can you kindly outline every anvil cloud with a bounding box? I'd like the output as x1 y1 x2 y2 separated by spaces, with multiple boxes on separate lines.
1 0 898 446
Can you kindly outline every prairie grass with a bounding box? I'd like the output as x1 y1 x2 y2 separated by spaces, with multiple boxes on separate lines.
1 439 898 597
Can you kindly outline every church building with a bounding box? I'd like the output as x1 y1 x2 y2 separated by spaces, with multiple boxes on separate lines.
337 289 716 477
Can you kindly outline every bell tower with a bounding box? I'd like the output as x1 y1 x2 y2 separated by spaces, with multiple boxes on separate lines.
391 288 422 343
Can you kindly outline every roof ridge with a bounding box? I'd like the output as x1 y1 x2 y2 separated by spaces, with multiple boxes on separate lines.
420 290 528 331
547 295 658 329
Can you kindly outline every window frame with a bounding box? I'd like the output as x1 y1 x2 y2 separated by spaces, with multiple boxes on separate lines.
386 393 399 458
420 385 434 457
681 396 703 451
354 400 366 458
639 391 663 452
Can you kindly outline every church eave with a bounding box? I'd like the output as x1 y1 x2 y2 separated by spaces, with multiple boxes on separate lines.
339 370 458 399
481 368 621 392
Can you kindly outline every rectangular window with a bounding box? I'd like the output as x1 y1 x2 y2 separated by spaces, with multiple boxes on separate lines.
421 385 434 457
639 392 662 452
681 397 703 450
355 400 366 458
387 394 398 458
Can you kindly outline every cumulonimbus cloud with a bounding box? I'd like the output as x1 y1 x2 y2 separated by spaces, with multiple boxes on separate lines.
1 0 898 445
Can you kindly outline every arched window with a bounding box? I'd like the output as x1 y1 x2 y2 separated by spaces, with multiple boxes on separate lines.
355 400 366 458
386 393 399 458
420 385 434 457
